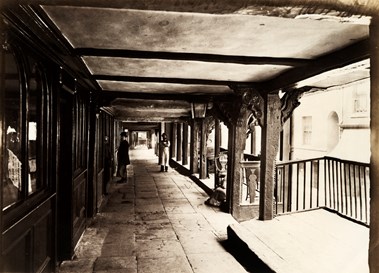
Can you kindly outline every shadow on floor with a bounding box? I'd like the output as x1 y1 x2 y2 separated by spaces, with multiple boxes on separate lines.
220 236 275 273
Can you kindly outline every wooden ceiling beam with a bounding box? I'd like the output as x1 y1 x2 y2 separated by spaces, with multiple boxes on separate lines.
100 91 234 104
263 38 370 92
95 74 259 87
77 48 309 66
118 116 189 122
122 124 160 131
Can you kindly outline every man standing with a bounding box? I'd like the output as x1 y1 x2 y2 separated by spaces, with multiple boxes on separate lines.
117 131 130 183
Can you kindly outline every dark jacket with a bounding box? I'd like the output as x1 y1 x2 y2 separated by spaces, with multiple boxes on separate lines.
118 140 130 165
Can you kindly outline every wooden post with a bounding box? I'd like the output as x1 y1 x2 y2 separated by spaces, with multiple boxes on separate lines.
214 118 221 188
171 123 177 159
225 123 236 213
221 90 256 218
370 15 379 273
259 93 281 220
200 119 207 179
182 122 189 166
190 120 199 174
176 123 182 161
227 122 248 216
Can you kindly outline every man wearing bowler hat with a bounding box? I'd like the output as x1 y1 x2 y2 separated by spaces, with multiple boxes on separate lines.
117 131 130 183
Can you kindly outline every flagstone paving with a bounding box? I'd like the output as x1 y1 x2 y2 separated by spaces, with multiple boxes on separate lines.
57 148 251 273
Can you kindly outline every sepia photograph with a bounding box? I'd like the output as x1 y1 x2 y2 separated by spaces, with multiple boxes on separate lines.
0 0 378 272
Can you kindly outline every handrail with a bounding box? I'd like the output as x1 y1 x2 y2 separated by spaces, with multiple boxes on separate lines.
278 156 369 167
275 156 370 225
215 150 369 224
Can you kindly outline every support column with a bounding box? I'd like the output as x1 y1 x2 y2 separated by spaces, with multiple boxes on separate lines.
214 118 221 188
370 15 379 273
190 120 199 174
226 122 238 214
182 122 189 166
158 123 164 165
200 119 207 179
219 86 302 221
171 123 177 159
259 93 281 220
220 90 256 219
176 123 182 161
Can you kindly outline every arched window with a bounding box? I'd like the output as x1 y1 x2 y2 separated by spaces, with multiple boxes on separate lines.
1 45 23 208
1 44 50 211
327 111 340 152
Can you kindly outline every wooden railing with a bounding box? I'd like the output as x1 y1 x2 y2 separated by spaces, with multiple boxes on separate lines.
275 156 370 225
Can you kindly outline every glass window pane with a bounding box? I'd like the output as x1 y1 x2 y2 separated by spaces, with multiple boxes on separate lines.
28 63 43 194
2 49 22 209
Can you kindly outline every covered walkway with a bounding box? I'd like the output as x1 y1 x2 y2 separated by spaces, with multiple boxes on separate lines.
57 147 270 273
57 146 369 273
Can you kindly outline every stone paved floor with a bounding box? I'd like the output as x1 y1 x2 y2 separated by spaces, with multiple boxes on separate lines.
57 147 248 273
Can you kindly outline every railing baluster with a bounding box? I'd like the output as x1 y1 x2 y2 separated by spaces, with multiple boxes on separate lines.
296 163 300 211
310 161 313 209
328 159 332 208
332 160 336 210
353 165 357 219
324 158 328 207
364 167 368 224
358 166 363 222
282 166 286 213
288 164 292 212
339 161 343 214
303 162 306 210
274 167 280 213
348 164 353 218
316 159 320 207
334 161 341 211
275 156 369 225
344 163 348 216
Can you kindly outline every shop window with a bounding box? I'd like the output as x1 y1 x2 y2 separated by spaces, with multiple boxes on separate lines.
1 45 50 211
2 48 22 208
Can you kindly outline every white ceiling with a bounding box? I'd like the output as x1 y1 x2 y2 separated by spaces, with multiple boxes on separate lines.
8 1 372 125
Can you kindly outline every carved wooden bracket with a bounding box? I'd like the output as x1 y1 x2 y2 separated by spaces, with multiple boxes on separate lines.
248 91 264 128
231 85 265 128
215 85 309 131
280 86 310 125
214 101 236 128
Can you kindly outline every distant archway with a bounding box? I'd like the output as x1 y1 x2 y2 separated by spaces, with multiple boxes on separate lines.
327 111 340 152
